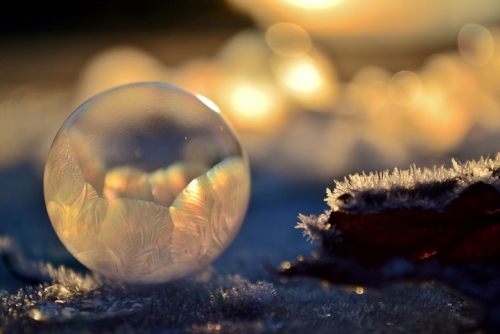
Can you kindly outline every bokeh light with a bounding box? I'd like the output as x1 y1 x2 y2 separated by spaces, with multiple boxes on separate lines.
1 1 500 182
221 78 287 132
265 23 312 57
458 24 495 66
271 51 337 111
75 46 169 104
388 71 422 107
228 0 500 49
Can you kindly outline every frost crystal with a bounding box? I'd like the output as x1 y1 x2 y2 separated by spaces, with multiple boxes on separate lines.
295 155 500 242
326 154 500 214
296 211 341 244
41 264 103 295
296 211 329 241
213 276 276 315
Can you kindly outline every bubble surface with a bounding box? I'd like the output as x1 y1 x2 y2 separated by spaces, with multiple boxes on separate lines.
44 82 250 283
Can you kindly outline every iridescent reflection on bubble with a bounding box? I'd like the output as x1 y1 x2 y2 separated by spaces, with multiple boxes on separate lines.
44 82 250 283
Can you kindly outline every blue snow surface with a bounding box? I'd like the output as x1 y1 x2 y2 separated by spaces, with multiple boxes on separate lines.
0 162 481 333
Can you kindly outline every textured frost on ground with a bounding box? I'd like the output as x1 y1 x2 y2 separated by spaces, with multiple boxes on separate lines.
0 257 480 333
212 275 276 316
0 160 487 333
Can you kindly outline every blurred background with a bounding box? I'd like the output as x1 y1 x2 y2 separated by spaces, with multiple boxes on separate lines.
1 0 500 288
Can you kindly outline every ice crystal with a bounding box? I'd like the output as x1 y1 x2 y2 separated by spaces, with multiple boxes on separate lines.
326 154 500 214
41 264 103 296
296 211 342 244
212 275 276 316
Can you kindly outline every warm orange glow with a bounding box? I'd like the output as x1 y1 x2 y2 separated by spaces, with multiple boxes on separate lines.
354 286 364 294
413 85 472 151
216 77 288 132
283 0 342 9
172 60 223 100
388 71 422 107
272 52 337 111
76 46 168 104
280 261 292 269
228 0 481 35
351 66 391 114
103 167 150 201
213 30 289 131
279 59 322 93
361 81 389 114
227 0 500 57
421 54 459 93
420 250 438 260
216 30 270 72
232 85 272 117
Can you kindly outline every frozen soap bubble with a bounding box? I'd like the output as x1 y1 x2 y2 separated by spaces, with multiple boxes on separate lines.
44 82 250 283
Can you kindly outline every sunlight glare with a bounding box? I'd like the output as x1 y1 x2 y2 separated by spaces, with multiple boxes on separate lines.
196 94 221 113
232 85 271 117
283 0 342 9
281 59 322 93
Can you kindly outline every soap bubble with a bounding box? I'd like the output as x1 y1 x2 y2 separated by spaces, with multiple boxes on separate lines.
44 82 250 283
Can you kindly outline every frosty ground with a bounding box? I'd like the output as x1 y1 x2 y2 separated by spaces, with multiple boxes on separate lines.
0 164 483 333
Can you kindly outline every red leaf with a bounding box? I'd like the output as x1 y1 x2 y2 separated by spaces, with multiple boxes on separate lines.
329 182 500 266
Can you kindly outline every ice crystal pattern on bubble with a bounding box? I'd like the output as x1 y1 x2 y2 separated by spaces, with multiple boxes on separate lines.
44 83 250 283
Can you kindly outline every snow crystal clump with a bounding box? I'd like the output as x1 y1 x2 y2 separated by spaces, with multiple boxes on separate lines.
41 264 103 297
326 154 500 214
296 211 342 243
213 276 276 316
